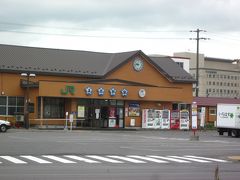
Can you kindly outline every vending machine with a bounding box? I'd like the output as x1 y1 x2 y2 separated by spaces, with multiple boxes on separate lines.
180 110 190 130
154 110 162 129
170 110 180 129
142 109 155 128
161 109 170 129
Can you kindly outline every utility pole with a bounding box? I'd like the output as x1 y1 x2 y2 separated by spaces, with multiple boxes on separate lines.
190 29 209 97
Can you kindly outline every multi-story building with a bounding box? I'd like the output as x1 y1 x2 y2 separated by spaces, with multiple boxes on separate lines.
174 52 240 98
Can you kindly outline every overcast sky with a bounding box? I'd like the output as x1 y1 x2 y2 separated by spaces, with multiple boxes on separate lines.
0 0 240 59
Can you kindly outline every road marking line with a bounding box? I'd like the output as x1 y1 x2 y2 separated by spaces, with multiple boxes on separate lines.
86 156 124 163
147 155 191 163
127 156 168 163
185 155 228 162
64 155 100 163
42 155 76 163
107 156 147 163
168 156 211 163
0 156 27 164
20 156 52 164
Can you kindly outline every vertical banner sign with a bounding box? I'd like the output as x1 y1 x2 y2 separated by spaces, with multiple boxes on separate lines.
192 102 198 129
200 107 206 127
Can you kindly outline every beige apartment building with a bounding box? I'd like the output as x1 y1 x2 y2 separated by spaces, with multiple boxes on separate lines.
174 52 240 98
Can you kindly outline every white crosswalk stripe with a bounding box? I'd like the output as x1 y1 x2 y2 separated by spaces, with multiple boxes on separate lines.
0 155 230 165
168 156 211 163
147 155 191 163
107 155 146 163
0 156 27 164
64 155 100 163
42 155 77 164
21 155 52 164
128 155 168 163
184 155 228 163
86 155 124 163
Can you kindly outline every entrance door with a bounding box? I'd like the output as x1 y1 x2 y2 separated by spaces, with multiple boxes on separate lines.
76 99 124 128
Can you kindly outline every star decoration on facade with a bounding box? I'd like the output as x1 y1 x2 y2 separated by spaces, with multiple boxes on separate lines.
109 87 117 96
85 87 93 96
121 88 128 97
97 87 105 96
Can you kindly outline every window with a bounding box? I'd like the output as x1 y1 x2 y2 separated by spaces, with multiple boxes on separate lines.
0 96 24 115
209 107 216 115
43 97 65 118
0 96 7 115
176 62 184 69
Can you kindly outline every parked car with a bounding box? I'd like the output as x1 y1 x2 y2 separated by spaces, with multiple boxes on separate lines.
0 120 11 132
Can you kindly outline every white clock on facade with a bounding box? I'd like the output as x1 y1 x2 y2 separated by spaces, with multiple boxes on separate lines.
138 89 146 98
133 58 144 71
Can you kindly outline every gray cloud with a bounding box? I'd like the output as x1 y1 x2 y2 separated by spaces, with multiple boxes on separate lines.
0 0 240 32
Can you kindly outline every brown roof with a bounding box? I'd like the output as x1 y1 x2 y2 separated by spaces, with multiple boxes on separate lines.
0 44 138 78
0 44 195 83
149 56 195 83
193 97 240 106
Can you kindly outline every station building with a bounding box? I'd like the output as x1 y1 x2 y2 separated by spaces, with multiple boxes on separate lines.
0 44 195 129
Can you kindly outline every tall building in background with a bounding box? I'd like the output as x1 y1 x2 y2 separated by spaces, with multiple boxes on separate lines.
174 52 240 98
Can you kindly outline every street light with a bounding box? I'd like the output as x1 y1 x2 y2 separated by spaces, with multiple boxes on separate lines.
21 72 36 129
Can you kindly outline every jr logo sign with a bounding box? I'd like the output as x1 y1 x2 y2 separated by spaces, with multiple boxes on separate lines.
61 85 75 95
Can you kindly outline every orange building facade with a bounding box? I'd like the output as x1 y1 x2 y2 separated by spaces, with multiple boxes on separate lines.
0 44 195 129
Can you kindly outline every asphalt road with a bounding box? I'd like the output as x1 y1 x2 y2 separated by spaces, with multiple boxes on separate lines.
0 129 240 180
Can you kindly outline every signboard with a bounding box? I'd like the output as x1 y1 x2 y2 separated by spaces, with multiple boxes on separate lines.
95 109 100 119
130 119 135 126
192 116 197 129
109 107 116 118
69 114 74 123
77 106 85 118
192 102 198 130
200 107 206 127
128 103 140 117
109 119 116 127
